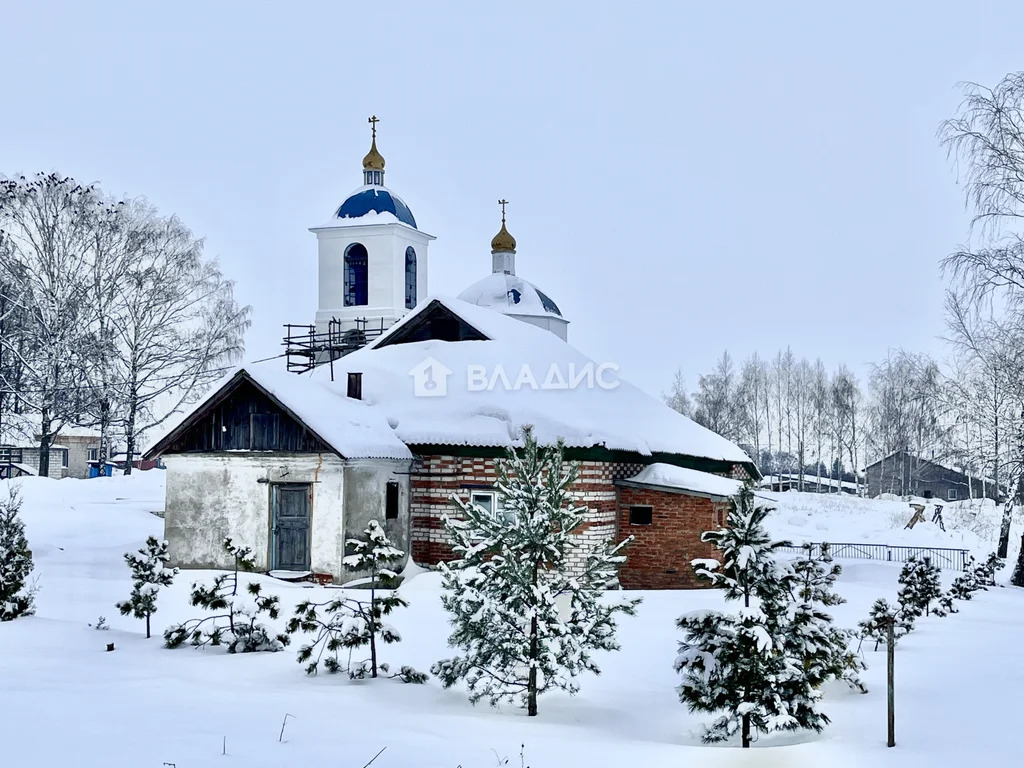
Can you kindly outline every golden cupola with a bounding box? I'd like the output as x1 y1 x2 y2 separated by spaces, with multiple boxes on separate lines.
362 115 386 185
490 198 517 253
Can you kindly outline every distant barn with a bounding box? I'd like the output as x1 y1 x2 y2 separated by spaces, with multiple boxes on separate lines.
864 450 1001 502
759 473 859 495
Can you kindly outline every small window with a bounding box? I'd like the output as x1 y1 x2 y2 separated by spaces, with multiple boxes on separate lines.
629 505 653 525
59 448 69 468
713 506 727 527
88 448 98 462
386 481 400 520
405 247 417 309
471 491 497 517
947 488 958 501
344 243 369 307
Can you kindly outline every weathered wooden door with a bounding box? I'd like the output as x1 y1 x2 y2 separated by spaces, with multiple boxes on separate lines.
272 483 311 571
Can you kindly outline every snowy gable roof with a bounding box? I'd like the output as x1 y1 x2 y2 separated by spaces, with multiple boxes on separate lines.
146 365 412 461
299 296 755 469
618 463 744 499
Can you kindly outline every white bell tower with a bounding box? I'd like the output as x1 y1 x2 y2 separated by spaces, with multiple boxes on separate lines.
311 116 435 339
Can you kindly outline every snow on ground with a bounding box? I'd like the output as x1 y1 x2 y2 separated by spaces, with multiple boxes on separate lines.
2 475 1022 767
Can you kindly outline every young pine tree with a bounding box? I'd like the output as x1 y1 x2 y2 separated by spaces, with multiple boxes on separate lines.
288 521 425 682
974 552 1004 588
0 488 35 621
116 536 178 638
789 543 866 693
949 557 983 601
858 598 909 651
164 538 288 653
432 427 639 717
897 556 943 618
676 487 826 748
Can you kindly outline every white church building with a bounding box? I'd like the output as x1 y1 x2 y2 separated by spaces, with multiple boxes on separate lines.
147 120 756 590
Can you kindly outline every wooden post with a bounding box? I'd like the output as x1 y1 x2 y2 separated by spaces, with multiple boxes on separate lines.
887 619 895 748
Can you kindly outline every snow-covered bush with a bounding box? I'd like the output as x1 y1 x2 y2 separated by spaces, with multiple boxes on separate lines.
676 487 827 747
947 501 998 541
789 543 866 693
116 536 178 638
432 427 639 716
164 538 288 653
0 488 35 621
897 556 943 618
287 521 425 682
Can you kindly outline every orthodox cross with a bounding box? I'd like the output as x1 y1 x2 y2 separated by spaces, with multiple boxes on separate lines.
368 115 379 140
498 198 509 223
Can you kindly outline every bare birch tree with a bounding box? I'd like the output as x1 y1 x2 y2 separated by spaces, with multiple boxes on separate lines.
939 72 1024 557
0 174 101 475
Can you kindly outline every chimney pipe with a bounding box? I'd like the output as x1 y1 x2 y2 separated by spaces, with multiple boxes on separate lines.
347 372 363 400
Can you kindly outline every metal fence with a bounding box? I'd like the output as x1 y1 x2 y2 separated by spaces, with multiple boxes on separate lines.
776 542 971 571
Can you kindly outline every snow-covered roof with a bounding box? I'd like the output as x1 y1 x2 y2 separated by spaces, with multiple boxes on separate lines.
150 296 754 470
290 296 754 467
760 473 859 491
457 272 566 320
619 463 744 499
147 364 413 461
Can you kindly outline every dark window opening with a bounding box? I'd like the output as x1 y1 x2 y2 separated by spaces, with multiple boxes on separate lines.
405 247 417 309
59 448 69 468
386 481 400 520
947 487 958 501
344 243 369 307
629 505 653 525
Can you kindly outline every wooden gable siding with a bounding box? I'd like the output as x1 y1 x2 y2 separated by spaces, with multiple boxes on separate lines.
375 300 488 347
162 378 330 454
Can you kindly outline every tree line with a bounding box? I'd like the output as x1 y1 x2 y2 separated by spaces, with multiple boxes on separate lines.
670 71 1024 560
0 173 250 474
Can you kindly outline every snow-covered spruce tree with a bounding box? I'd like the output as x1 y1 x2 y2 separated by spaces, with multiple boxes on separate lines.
676 487 826 747
287 521 426 682
0 488 35 621
789 543 866 694
432 427 640 717
116 536 178 638
164 538 288 653
857 598 910 651
897 556 943 618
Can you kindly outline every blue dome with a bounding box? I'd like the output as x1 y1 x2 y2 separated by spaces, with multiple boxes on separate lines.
336 187 417 228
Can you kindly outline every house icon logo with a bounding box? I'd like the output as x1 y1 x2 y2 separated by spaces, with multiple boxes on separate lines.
409 357 453 397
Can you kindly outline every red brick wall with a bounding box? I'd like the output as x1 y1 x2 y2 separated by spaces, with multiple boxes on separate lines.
410 454 622 571
616 487 728 590
411 453 735 590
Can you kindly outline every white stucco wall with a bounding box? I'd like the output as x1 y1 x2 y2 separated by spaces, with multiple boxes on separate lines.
312 221 434 334
163 452 347 578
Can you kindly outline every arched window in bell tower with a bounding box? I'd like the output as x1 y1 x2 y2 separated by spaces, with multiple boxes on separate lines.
405 247 417 309
344 243 368 307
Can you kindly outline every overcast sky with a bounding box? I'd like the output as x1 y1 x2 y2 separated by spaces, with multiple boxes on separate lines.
3 2 1022 399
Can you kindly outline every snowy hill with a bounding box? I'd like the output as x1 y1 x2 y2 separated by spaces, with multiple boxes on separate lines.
1 474 1021 767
